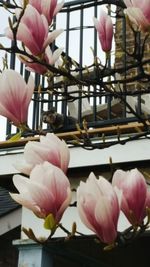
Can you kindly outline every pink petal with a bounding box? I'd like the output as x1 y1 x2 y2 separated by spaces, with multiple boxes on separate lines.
0 70 34 126
53 1 64 16
29 0 41 13
44 29 63 49
24 140 61 167
93 9 113 52
77 187 98 232
113 168 147 224
123 0 133 7
95 199 118 244
48 48 63 65
14 161 32 176
125 7 150 31
77 173 120 244
40 133 70 172
17 23 41 55
112 169 127 188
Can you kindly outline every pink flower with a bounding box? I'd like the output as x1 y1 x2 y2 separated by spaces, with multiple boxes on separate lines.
112 168 149 226
15 133 70 175
18 46 63 74
10 161 71 223
124 0 150 17
144 189 150 219
93 9 113 52
29 0 64 25
5 5 63 56
77 172 120 245
0 69 34 127
124 0 150 31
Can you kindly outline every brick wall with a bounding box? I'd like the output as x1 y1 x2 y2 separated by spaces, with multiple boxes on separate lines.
115 10 150 92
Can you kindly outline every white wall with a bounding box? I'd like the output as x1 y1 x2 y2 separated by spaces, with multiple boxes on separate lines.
0 138 150 175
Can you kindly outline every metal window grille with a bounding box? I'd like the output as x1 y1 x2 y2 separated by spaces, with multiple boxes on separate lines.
0 0 148 139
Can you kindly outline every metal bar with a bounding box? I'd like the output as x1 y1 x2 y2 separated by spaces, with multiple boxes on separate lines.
6 10 16 137
107 5 112 120
6 38 16 136
62 7 70 127
63 0 125 9
64 0 95 7
48 17 56 112
78 6 84 123
32 73 40 130
93 3 98 121
40 76 46 129
136 32 142 115
122 13 127 118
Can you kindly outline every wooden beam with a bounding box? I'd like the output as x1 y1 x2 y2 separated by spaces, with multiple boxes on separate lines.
0 121 149 149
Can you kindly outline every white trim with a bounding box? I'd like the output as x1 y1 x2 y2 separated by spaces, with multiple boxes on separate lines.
0 208 22 236
0 138 150 175
68 138 150 168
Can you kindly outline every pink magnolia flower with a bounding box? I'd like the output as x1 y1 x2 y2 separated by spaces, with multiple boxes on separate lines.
10 161 71 223
112 168 150 226
93 9 113 52
5 4 63 56
0 69 34 127
29 0 64 25
18 46 63 74
77 172 120 245
124 0 150 31
15 133 70 175
124 0 150 17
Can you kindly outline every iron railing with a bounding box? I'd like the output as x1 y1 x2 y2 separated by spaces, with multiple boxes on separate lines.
0 0 149 140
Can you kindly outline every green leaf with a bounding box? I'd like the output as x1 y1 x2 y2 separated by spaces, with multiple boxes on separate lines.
104 242 117 251
7 132 22 142
44 214 56 231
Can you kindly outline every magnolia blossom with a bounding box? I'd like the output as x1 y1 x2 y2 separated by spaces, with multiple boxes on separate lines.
29 0 64 25
10 161 71 223
124 0 150 31
5 5 63 56
112 168 150 226
93 9 113 52
77 172 120 245
0 69 34 127
15 133 70 175
124 0 150 17
18 46 63 74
